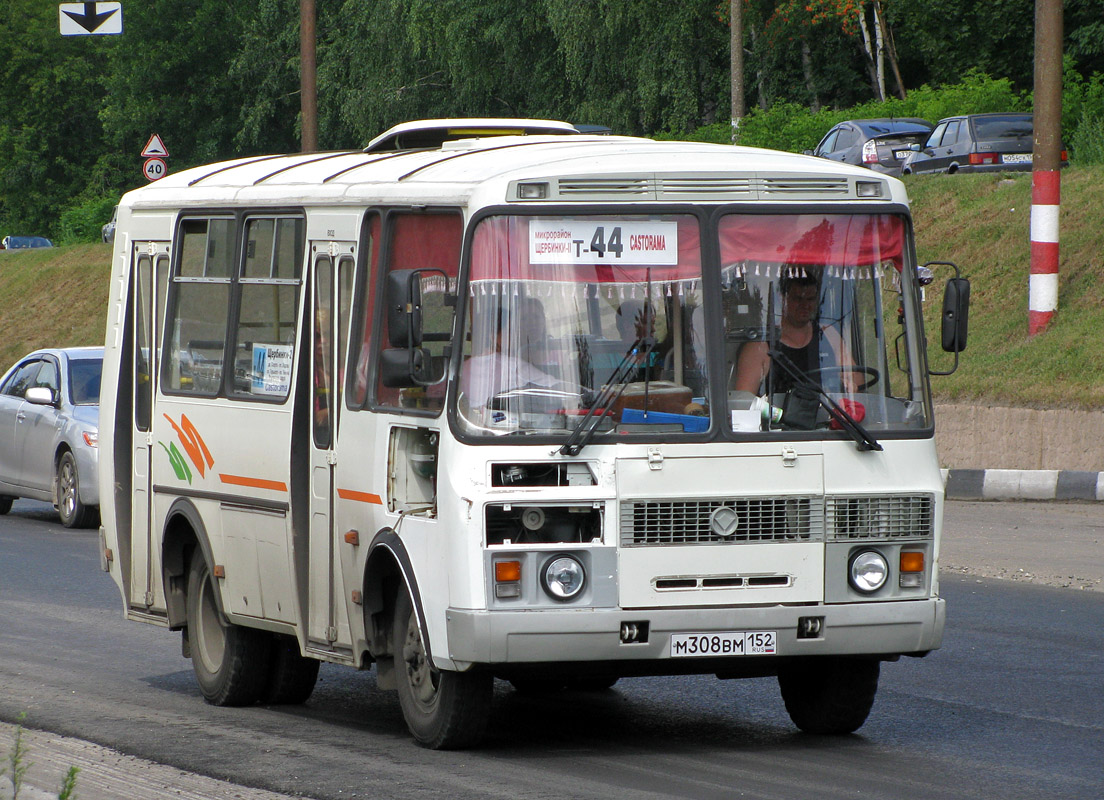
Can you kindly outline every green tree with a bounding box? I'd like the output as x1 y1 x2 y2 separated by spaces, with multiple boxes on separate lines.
0 1 113 238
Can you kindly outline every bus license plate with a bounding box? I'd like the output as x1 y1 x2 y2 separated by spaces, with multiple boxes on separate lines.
670 631 776 657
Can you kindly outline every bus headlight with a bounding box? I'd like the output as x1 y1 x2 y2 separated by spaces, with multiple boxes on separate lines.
849 550 888 593
541 555 585 601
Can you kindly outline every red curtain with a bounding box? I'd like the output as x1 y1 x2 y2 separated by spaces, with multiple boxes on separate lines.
718 214 904 269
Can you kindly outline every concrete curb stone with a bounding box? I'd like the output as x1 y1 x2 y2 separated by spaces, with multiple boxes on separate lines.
942 469 1104 501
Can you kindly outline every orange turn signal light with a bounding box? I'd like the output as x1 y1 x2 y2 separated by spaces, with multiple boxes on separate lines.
495 561 522 582
900 552 925 573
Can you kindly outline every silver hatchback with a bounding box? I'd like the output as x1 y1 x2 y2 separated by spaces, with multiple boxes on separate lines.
0 347 103 527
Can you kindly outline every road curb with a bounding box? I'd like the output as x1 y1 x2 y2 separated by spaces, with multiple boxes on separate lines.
942 469 1104 501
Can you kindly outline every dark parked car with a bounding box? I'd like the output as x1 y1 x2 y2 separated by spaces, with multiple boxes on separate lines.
808 118 934 177
1 236 53 250
902 113 1067 175
0 347 103 527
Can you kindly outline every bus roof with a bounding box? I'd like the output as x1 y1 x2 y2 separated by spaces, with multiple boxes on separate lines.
121 126 909 211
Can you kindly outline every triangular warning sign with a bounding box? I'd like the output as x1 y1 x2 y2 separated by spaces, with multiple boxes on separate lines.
141 134 169 158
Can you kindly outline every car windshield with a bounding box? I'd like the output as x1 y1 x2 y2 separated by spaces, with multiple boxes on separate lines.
454 212 930 440
69 358 102 404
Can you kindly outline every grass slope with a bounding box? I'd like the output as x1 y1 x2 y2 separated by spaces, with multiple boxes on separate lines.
2 166 1101 409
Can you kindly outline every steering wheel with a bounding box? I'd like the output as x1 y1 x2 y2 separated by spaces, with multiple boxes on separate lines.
805 365 879 393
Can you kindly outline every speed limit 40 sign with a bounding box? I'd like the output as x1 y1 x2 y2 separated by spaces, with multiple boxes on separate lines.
143 157 167 182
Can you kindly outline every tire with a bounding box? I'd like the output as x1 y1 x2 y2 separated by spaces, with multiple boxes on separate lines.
186 555 272 706
0 496 12 515
263 634 320 705
778 657 880 735
57 451 95 529
393 590 492 749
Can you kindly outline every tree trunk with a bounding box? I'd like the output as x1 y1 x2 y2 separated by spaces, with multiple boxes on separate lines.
873 3 886 101
730 0 745 141
856 3 883 101
875 0 908 100
801 40 820 114
749 25 769 110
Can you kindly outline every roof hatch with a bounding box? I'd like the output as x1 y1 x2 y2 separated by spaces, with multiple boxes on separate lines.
364 118 581 152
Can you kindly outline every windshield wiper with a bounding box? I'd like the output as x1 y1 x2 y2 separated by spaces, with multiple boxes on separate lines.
768 348 882 452
559 336 656 456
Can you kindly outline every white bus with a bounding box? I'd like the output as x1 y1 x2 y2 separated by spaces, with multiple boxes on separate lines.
99 119 968 749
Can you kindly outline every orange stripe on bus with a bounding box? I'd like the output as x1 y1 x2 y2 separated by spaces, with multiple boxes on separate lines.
337 488 383 505
218 474 288 492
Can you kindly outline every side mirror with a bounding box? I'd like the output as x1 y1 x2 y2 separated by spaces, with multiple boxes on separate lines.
380 347 445 388
386 269 424 348
25 386 56 405
941 277 970 353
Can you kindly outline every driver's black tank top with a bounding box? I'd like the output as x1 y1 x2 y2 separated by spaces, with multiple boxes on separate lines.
771 331 820 393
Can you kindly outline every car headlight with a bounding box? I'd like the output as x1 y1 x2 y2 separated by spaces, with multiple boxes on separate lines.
849 550 888 593
541 555 585 601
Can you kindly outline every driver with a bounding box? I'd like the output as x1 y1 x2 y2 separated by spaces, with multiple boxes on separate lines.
732 273 855 395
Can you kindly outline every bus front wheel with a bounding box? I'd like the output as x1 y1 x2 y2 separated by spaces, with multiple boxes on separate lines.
393 590 492 749
777 656 880 735
186 555 272 706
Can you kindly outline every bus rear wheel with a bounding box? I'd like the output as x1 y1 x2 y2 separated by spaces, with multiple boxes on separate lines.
186 555 272 706
263 634 319 705
393 590 491 749
777 656 880 735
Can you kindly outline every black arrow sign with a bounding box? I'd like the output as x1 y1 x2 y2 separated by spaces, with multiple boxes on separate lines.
62 3 118 33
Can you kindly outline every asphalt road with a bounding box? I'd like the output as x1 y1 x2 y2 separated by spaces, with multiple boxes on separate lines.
1 499 1102 800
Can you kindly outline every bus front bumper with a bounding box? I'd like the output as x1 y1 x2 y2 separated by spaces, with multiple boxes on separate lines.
444 598 944 667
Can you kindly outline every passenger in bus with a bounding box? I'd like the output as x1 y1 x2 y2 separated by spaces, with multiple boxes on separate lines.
732 273 854 395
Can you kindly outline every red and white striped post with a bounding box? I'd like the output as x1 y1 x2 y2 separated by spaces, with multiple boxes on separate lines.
1029 0 1063 336
1029 172 1059 335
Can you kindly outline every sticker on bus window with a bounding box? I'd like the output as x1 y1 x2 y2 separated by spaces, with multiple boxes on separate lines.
529 219 679 265
251 344 294 396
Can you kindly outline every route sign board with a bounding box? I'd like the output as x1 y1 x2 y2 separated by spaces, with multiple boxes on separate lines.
59 3 123 36
143 158 168 182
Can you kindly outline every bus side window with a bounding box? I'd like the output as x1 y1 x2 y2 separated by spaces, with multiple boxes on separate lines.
164 218 234 395
373 211 461 412
231 216 305 399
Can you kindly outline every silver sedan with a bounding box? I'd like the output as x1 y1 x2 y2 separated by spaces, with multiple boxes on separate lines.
0 347 102 527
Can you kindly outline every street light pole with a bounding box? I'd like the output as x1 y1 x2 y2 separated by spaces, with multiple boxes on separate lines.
1029 0 1063 336
300 0 318 153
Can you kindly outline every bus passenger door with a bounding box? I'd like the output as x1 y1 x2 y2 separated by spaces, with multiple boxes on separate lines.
307 243 355 653
130 242 170 612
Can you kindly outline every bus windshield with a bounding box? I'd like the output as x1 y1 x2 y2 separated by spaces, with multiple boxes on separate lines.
455 211 929 439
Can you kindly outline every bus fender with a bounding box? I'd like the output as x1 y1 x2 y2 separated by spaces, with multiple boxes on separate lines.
363 528 432 680
161 497 219 630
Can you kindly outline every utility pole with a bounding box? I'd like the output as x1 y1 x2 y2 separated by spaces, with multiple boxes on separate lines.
1029 0 1062 335
300 0 318 153
730 0 745 143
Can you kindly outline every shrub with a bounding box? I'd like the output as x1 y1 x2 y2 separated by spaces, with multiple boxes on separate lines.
57 195 117 245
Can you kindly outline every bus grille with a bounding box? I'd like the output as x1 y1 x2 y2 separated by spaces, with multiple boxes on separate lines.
827 495 934 541
620 497 823 546
761 177 850 196
620 494 934 547
557 177 651 196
